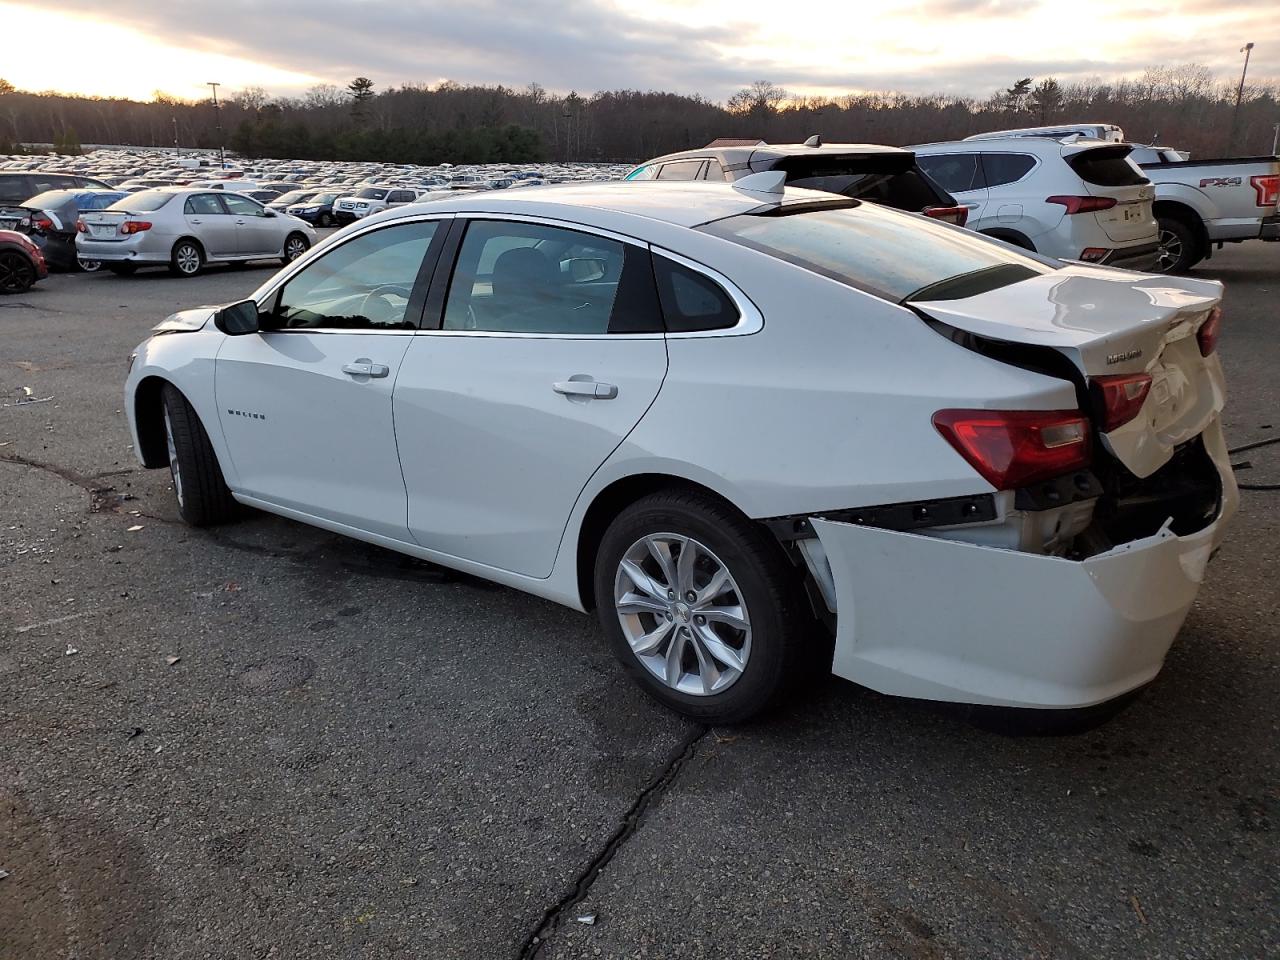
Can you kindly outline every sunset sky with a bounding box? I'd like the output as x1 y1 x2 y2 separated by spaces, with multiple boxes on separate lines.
1 0 1274 103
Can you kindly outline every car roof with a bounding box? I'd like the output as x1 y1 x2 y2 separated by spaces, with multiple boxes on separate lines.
642 142 910 169
378 180 843 231
910 136 1116 153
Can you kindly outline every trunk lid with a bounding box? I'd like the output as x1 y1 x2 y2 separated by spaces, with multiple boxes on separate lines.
1063 144 1157 243
77 210 131 240
914 266 1225 478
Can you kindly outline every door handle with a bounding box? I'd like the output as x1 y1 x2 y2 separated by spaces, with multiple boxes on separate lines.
189 218 202 224
342 360 390 378
554 379 617 400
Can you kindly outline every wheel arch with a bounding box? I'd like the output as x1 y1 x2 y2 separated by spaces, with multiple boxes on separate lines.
172 235 205 258
1153 199 1209 256
978 227 1036 251
574 472 755 612
133 374 172 468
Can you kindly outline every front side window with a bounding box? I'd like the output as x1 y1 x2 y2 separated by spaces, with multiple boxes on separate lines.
442 220 660 335
701 203 1056 303
915 153 984 194
268 220 439 331
657 160 706 181
223 194 266 217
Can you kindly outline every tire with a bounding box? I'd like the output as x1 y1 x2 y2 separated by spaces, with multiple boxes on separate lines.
1153 217 1200 274
0 250 37 293
107 263 137 276
77 257 102 273
160 384 238 526
281 232 309 265
169 239 204 277
593 490 814 724
319 213 334 227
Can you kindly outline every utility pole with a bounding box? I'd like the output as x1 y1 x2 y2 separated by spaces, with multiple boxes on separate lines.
172 115 180 155
1228 42 1254 154
208 81 225 168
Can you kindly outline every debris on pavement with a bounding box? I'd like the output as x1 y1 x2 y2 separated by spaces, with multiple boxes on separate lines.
575 914 597 925
127 525 143 532
166 656 181 666
0 869 9 881
1131 896 1147 925
127 727 144 740
64 645 78 656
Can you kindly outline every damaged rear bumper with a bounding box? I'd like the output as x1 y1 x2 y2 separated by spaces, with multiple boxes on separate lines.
808 419 1238 710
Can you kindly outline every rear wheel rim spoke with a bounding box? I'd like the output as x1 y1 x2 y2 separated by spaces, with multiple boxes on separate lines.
613 532 751 697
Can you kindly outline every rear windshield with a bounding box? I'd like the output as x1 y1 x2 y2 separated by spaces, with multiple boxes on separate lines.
776 155 948 210
1068 147 1149 187
700 203 1055 303
356 188 388 199
108 191 174 212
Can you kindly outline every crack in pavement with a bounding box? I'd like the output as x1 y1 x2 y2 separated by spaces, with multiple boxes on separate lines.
518 724 710 959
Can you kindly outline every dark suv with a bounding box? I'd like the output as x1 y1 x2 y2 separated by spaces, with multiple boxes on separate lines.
625 139 968 225
0 172 113 206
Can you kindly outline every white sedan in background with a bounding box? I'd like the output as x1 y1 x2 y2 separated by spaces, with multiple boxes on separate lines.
124 178 1235 723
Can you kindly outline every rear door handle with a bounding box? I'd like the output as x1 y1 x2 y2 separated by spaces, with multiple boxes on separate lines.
554 380 617 400
342 360 390 379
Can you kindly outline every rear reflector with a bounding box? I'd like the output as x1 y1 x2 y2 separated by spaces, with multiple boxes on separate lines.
1250 174 1279 208
122 221 152 235
1047 195 1117 215
75 218 87 233
1197 305 1223 357
1090 374 1153 432
933 409 1091 490
924 205 969 227
1078 247 1110 262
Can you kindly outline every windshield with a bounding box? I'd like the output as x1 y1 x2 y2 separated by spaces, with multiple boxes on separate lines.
108 190 174 212
355 188 388 200
700 203 1056 303
310 193 338 203
275 190 311 204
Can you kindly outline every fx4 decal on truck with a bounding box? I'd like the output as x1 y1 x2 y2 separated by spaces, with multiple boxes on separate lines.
1199 177 1243 188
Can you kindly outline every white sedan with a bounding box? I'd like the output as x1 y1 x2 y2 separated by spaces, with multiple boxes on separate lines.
124 178 1236 723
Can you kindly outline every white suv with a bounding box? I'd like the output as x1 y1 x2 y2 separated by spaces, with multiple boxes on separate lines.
912 137 1159 270
333 186 421 224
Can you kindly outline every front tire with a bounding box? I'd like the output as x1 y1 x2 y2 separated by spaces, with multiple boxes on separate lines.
319 212 335 227
169 240 204 277
1153 217 1200 274
161 384 237 526
593 491 813 724
281 232 309 264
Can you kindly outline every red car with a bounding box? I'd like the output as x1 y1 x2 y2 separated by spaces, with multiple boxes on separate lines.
0 229 48 293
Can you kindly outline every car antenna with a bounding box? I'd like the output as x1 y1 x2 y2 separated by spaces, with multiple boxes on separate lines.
803 134 822 147
732 171 787 197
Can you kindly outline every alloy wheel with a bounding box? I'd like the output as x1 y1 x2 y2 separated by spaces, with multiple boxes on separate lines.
613 533 751 696
284 236 308 261
1155 228 1181 272
174 243 201 275
0 251 35 292
77 257 102 272
163 406 185 508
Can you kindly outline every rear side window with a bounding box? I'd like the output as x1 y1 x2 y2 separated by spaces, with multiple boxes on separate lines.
915 154 984 193
653 256 739 332
700 203 1056 303
185 194 223 215
1068 148 1149 187
704 159 727 181
624 164 658 181
982 153 1036 187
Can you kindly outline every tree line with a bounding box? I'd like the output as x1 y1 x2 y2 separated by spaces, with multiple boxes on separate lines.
0 64 1276 165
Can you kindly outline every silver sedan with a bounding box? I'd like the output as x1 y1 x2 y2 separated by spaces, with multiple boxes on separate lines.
76 188 316 277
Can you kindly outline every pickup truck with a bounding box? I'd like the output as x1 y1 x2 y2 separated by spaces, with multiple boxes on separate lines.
1136 152 1279 272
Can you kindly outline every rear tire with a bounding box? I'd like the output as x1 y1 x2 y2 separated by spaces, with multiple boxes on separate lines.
77 257 102 273
1153 217 1200 274
169 239 204 277
0 250 37 293
160 384 238 526
593 490 815 724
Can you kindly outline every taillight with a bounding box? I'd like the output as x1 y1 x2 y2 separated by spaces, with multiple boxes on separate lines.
1249 174 1279 208
1090 374 1153 432
1046 195 1117 215
121 221 152 235
1078 247 1110 262
1196 305 1222 357
924 205 969 227
31 215 54 232
932 409 1091 490
76 218 87 233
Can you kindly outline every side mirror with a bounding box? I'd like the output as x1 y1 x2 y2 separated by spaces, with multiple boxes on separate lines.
263 208 276 218
213 299 261 336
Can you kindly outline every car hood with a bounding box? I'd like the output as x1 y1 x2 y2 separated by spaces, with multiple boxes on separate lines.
914 265 1225 478
153 307 215 333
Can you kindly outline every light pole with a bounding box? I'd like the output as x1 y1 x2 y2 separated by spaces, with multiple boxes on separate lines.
172 115 180 155
208 81 225 168
1228 42 1254 154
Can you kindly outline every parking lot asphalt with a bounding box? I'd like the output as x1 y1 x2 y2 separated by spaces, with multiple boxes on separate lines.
1 242 1277 960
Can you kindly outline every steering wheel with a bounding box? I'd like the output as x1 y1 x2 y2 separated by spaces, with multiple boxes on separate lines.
357 283 413 325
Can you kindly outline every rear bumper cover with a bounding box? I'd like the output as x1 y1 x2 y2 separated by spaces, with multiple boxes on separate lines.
1101 240 1161 271
811 418 1237 709
1260 215 1280 241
